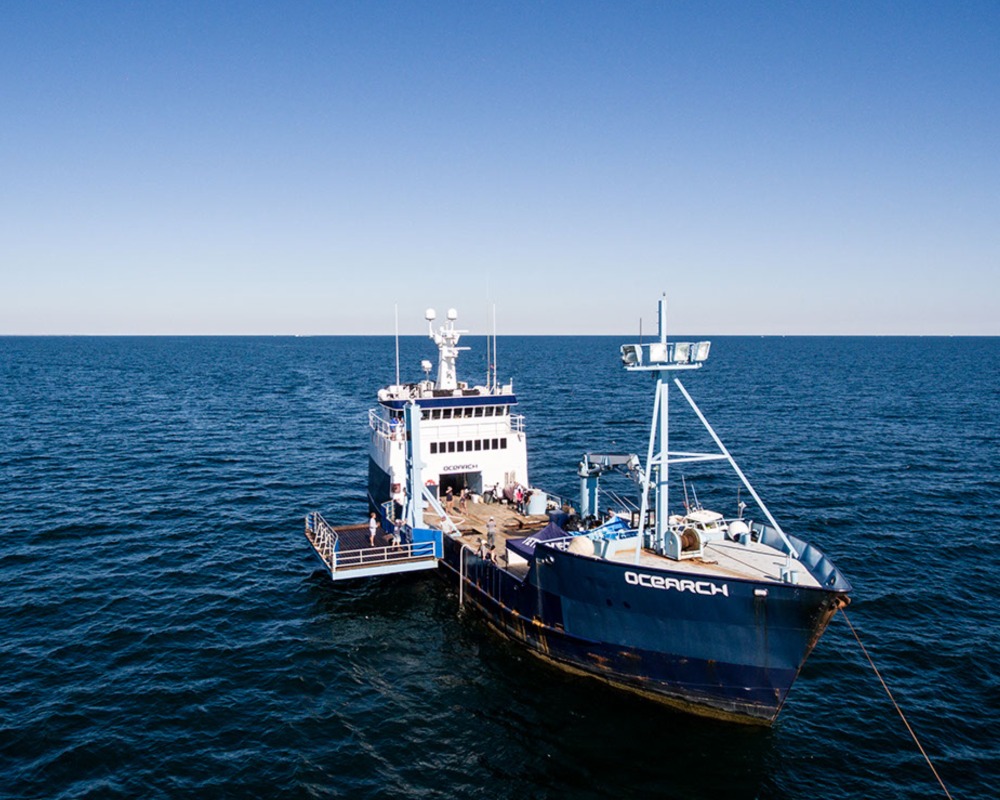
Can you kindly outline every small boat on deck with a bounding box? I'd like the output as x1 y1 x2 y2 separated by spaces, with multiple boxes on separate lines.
305 299 851 724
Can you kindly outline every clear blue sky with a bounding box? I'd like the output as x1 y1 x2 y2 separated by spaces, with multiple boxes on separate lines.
2 2 997 334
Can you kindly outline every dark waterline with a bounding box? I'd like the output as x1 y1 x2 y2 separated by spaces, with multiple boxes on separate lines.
1 335 997 799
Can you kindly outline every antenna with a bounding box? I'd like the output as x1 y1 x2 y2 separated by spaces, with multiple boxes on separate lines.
394 303 400 387
492 303 498 392
485 298 491 391
659 293 668 344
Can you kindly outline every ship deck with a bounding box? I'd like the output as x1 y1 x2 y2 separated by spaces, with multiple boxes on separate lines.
613 540 823 588
424 497 547 563
425 501 822 588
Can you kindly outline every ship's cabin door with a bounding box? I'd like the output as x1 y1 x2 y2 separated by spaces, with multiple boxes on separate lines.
439 471 482 497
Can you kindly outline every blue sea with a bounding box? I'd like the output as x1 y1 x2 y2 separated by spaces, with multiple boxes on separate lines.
1 334 997 799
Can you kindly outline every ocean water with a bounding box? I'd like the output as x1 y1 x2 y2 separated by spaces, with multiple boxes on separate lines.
1 333 997 799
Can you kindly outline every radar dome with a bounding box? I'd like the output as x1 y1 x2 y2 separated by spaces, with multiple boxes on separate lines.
447 308 458 320
425 308 436 321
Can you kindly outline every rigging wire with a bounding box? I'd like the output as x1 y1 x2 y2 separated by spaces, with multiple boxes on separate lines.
841 609 953 800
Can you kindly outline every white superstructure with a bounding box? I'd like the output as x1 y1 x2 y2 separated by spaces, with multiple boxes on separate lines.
367 308 529 514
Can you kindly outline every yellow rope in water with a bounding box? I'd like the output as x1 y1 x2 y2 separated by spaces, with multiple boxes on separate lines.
841 609 953 800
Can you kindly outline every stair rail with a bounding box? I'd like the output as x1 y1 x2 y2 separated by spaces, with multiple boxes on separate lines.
421 485 461 535
305 511 339 572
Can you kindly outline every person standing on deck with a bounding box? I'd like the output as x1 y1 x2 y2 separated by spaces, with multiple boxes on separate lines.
486 516 497 548
445 486 454 514
369 512 378 546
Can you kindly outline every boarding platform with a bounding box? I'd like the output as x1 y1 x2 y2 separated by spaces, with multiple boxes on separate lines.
305 512 440 581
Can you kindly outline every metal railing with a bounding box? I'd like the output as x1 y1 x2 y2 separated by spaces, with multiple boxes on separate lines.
306 510 437 574
305 511 339 567
369 409 406 440
422 484 461 535
332 540 437 569
371 408 526 441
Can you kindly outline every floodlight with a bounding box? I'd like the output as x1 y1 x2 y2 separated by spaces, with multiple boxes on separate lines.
620 344 642 366
648 343 668 363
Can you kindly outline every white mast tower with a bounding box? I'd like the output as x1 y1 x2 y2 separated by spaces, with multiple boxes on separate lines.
425 308 469 391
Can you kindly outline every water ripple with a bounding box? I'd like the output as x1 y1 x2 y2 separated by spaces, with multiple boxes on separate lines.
0 334 997 799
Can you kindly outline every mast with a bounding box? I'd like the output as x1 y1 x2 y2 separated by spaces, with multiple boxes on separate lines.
621 295 711 557
655 297 669 551
425 307 469 391
394 303 401 388
492 302 498 394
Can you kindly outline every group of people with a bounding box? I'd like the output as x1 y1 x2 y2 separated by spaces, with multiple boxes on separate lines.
482 482 502 504
440 482 539 515
477 537 498 563
444 485 470 515
368 512 403 549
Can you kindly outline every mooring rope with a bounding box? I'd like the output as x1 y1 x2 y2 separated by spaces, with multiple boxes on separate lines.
841 609 953 799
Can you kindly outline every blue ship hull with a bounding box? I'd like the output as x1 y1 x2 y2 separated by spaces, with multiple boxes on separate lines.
438 534 846 724
367 466 846 723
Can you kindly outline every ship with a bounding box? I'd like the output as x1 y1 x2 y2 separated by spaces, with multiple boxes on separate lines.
305 299 852 725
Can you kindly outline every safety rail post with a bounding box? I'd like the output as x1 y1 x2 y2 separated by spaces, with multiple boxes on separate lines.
306 511 341 574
